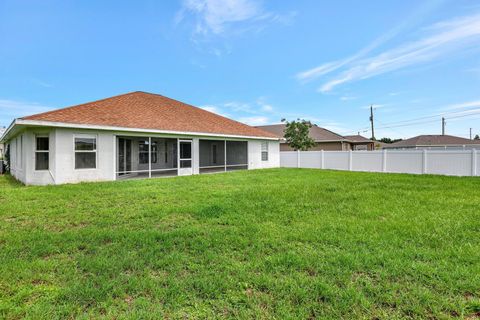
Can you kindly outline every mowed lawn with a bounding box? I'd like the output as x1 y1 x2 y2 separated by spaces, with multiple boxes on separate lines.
0 169 479 319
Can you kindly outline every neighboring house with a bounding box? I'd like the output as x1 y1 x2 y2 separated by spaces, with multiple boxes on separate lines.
384 135 480 150
0 91 280 185
0 127 5 159
343 135 375 151
257 124 352 151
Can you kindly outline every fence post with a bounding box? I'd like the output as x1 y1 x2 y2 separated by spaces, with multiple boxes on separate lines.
422 149 428 174
382 149 387 172
321 150 325 169
472 149 477 177
297 150 300 168
348 150 353 171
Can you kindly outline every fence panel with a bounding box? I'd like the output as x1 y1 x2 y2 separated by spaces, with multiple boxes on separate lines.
279 149 479 177
386 151 423 174
351 151 383 172
324 151 349 170
299 151 322 168
427 151 472 176
279 151 298 168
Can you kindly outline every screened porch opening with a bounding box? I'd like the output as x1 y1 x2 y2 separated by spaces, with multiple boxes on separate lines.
116 136 178 179
199 139 248 174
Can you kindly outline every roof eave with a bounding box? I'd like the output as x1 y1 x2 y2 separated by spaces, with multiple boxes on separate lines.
11 119 280 141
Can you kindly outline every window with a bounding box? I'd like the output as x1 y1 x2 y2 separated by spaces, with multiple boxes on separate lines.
35 136 49 170
164 140 168 163
75 136 96 169
261 141 269 161
139 140 157 164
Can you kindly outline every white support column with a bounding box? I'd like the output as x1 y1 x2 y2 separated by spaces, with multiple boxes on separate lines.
321 150 325 169
148 137 152 178
297 150 300 168
472 149 477 177
382 149 387 172
422 149 428 174
224 140 227 172
348 150 353 171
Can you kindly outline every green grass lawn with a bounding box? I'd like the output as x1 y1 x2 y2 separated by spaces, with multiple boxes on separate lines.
0 169 479 319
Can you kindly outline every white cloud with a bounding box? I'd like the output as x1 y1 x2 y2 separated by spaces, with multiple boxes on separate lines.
340 96 356 101
179 0 259 35
200 105 230 116
177 0 294 38
238 116 270 125
296 0 447 83
315 12 480 92
444 99 480 110
0 99 52 126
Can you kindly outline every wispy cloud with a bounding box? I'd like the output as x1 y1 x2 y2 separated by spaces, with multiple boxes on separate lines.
0 99 51 126
176 0 294 38
296 0 447 83
297 10 480 93
238 116 270 125
444 99 480 110
340 96 356 101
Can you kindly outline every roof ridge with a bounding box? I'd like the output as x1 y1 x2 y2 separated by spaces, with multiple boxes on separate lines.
21 91 142 120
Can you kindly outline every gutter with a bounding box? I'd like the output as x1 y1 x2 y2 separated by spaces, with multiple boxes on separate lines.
3 119 280 141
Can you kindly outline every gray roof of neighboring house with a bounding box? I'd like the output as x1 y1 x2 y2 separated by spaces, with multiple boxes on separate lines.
256 124 348 142
385 135 479 148
343 135 373 144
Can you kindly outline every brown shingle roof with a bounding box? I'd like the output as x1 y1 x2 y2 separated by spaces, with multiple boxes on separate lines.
387 135 479 148
256 124 347 141
21 91 277 138
343 135 373 143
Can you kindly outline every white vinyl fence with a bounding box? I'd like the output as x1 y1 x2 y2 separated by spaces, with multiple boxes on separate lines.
280 150 479 177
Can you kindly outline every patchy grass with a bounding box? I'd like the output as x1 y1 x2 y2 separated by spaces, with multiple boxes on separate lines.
0 168 479 319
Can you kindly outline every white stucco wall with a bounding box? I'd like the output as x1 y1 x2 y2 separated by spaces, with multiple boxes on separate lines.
7 127 279 185
248 140 280 169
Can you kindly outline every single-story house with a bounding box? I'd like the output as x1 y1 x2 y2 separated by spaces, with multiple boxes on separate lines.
383 135 480 150
257 124 375 151
343 135 375 151
256 124 352 151
0 91 280 185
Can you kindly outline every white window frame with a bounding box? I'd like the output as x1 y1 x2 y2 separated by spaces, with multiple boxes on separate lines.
261 141 269 161
74 134 97 170
35 135 49 171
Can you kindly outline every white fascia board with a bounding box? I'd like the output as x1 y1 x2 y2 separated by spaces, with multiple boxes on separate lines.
13 119 280 141
0 119 17 143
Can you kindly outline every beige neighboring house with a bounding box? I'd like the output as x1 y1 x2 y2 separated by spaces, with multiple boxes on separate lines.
257 124 357 151
343 135 375 151
384 135 480 150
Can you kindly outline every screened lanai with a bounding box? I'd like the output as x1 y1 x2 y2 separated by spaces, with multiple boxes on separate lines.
116 136 179 179
199 140 248 173
116 137 248 179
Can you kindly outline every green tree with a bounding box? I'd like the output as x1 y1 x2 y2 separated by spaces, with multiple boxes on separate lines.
379 137 402 144
474 134 480 140
281 118 316 151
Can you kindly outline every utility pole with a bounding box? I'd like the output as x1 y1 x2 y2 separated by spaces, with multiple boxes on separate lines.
441 117 446 135
370 105 375 140
470 128 472 140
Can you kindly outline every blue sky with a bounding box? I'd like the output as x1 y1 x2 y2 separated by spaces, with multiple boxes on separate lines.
1 0 480 139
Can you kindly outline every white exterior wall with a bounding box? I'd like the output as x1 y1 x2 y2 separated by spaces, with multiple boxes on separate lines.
248 140 280 169
7 127 279 185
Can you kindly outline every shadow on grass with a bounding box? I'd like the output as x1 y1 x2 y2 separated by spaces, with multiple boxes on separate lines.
0 174 24 188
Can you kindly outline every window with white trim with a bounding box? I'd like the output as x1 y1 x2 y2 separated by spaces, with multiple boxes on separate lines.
35 136 49 170
261 141 268 161
75 136 96 169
